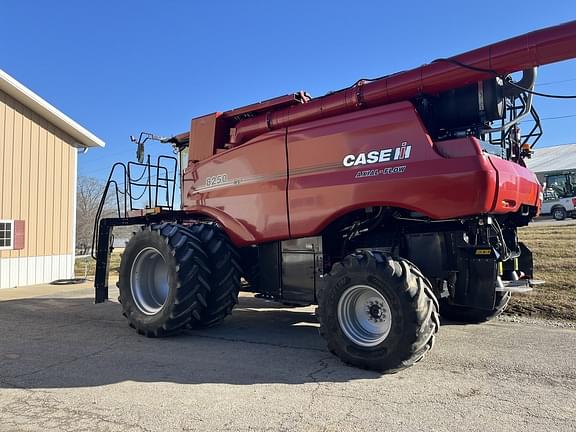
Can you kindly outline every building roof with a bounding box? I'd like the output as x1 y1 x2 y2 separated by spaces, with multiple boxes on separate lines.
0 69 105 148
526 143 576 174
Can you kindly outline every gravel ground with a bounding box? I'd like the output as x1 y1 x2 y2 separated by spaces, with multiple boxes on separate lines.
498 313 576 329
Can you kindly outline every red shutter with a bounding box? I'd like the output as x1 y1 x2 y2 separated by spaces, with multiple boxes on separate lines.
13 220 25 250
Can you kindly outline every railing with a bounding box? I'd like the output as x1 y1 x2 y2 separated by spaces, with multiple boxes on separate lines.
90 155 178 259
483 86 543 161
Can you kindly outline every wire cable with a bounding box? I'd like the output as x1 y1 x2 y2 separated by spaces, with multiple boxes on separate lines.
539 77 576 87
521 114 576 122
505 81 576 99
433 58 576 98
431 58 498 75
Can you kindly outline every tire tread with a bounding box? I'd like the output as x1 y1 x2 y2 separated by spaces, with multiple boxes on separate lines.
317 250 439 373
186 224 241 328
119 223 211 337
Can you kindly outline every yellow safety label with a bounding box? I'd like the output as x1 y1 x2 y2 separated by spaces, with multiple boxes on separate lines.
475 249 492 256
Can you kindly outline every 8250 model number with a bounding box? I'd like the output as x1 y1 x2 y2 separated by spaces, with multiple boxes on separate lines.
205 174 228 187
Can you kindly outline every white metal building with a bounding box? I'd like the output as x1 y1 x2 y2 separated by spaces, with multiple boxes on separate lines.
527 143 576 181
0 69 104 288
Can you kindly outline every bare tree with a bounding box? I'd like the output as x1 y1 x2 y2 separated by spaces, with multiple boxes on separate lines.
76 176 140 255
75 176 113 254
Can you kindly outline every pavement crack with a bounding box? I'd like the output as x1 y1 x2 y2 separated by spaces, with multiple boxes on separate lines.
306 356 334 409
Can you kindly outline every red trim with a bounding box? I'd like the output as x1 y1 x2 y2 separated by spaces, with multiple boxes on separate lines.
13 220 25 250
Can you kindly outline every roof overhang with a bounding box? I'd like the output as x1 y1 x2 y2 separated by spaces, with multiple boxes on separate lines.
526 143 576 174
0 69 105 148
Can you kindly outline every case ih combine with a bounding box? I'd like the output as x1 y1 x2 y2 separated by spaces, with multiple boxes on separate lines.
93 21 576 373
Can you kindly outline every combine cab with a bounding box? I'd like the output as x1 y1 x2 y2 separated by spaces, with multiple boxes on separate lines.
93 21 576 373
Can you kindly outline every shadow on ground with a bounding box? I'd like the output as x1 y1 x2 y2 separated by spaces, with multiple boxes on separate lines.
0 295 391 389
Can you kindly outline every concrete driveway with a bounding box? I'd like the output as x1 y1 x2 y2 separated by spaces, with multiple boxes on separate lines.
0 284 575 432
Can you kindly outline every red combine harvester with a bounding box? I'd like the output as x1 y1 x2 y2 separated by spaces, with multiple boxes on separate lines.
93 21 576 372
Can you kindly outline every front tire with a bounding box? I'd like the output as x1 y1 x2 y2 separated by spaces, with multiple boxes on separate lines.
187 223 241 328
317 250 439 373
119 223 211 337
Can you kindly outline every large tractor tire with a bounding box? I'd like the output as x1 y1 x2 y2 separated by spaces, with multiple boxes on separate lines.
439 291 511 324
118 223 211 337
317 250 439 373
187 223 242 328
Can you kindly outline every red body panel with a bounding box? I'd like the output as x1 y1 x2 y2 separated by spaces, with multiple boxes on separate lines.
183 129 289 244
183 102 540 246
487 156 541 212
286 103 496 238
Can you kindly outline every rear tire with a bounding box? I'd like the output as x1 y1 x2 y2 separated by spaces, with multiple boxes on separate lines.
552 206 567 221
440 291 511 324
187 224 241 328
119 223 211 337
317 250 439 373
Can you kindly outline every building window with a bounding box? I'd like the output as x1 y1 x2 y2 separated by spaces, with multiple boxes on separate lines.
0 220 14 250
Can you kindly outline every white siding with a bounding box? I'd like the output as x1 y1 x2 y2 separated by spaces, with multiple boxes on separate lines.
0 85 76 289
0 254 73 288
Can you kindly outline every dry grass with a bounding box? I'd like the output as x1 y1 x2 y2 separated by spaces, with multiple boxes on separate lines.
510 224 576 321
74 252 122 279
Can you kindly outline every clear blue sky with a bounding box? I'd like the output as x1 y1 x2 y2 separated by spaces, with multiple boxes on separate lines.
2 0 575 180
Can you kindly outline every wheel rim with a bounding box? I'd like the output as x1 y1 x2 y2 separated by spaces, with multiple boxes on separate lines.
337 285 392 347
130 247 170 315
554 209 564 219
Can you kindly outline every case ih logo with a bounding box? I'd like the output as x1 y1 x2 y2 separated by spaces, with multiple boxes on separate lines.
342 141 412 167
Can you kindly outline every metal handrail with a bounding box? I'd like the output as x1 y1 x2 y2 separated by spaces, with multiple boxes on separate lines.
90 156 179 260
90 162 127 259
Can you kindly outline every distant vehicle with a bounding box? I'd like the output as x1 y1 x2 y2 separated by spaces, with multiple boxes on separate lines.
541 172 576 220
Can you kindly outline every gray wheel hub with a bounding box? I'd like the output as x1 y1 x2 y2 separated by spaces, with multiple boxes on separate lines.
337 285 392 347
130 247 169 315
